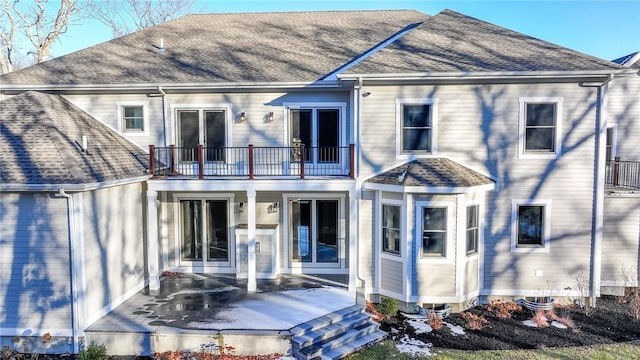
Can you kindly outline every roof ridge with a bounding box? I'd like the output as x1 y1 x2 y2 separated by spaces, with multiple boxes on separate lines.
31 92 87 182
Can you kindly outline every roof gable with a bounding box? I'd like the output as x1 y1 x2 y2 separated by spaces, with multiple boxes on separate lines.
346 9 625 75
0 91 148 186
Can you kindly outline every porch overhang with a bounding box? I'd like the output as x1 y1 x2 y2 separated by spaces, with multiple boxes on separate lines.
363 158 496 194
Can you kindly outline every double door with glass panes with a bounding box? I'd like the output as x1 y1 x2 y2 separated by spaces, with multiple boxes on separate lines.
290 109 340 165
290 199 339 265
177 109 226 162
180 199 230 265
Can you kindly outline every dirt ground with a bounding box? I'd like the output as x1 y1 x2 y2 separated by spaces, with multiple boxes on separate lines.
11 295 640 359
380 295 640 351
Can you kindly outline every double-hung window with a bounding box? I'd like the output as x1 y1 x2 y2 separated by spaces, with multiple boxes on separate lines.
382 204 401 255
421 207 447 257
396 98 438 156
519 98 563 158
511 199 551 252
466 205 479 254
117 101 148 134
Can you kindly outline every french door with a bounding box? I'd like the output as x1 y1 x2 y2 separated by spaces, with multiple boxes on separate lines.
290 199 339 266
177 109 226 162
180 199 231 265
290 109 340 164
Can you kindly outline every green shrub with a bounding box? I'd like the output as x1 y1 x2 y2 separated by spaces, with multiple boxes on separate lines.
77 343 108 360
376 296 399 318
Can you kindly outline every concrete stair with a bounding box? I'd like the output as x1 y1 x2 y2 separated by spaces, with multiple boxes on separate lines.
290 305 386 360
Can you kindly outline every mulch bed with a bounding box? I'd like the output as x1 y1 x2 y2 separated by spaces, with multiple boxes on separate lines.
380 295 640 350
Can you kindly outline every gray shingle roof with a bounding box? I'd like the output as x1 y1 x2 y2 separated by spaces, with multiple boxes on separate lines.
0 91 148 185
346 10 626 74
0 10 428 85
366 158 494 188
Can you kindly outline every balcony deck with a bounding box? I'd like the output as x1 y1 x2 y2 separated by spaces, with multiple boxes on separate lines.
605 158 640 190
149 145 354 180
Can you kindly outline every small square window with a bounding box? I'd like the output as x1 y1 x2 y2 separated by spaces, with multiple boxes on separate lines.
382 204 401 255
123 105 144 132
422 207 446 257
466 205 479 254
511 199 551 252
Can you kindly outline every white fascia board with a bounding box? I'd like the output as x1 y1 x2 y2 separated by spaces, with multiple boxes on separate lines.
324 22 422 81
147 178 356 192
0 175 150 192
0 80 343 92
338 69 637 82
363 182 495 194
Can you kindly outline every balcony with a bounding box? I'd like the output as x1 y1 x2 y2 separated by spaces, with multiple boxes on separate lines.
149 144 355 179
605 157 640 189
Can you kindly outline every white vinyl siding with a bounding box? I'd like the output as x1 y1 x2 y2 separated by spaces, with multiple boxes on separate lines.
359 83 597 293
83 183 146 325
602 195 640 286
0 193 72 333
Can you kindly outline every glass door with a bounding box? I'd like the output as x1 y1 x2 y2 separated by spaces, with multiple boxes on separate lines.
290 108 340 165
290 199 339 265
179 199 230 265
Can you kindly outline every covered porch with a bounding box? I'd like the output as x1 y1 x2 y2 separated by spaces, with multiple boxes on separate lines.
84 273 383 357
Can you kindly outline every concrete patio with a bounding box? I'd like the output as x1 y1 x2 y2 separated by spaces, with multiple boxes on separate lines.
84 273 358 356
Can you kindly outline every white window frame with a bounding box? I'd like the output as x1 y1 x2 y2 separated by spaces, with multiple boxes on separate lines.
605 124 618 162
518 97 563 159
510 199 552 253
415 201 453 263
169 103 233 147
466 204 480 255
380 199 404 258
117 101 149 135
282 102 347 147
173 193 236 268
396 98 438 158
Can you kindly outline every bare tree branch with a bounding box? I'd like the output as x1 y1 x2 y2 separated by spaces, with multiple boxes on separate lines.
86 0 195 39
0 0 86 74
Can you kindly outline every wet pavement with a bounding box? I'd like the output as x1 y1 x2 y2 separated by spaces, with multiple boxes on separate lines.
86 273 354 333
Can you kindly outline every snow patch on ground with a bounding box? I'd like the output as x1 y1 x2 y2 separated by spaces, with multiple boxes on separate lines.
407 319 433 334
522 319 568 329
395 334 433 357
551 321 568 329
445 322 465 335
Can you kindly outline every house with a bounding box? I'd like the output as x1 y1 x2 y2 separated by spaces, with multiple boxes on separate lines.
1 9 638 355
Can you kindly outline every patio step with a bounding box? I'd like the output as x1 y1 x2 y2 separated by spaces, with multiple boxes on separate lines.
290 305 386 360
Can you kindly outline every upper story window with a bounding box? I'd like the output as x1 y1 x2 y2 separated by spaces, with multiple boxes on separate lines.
382 204 401 255
117 101 149 135
518 97 563 158
511 199 551 253
606 126 617 162
396 98 438 156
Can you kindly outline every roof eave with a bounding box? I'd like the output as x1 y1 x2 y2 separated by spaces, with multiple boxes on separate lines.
363 181 496 194
0 175 151 192
0 80 344 92
338 69 637 82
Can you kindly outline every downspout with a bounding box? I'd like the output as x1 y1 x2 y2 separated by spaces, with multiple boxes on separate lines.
353 77 366 297
148 86 168 147
580 74 614 306
56 189 79 353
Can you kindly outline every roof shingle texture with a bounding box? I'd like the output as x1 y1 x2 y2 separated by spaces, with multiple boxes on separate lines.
347 10 625 74
366 158 494 188
0 10 428 85
0 91 148 185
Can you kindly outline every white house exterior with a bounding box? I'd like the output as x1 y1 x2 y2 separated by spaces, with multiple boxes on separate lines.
1 9 638 354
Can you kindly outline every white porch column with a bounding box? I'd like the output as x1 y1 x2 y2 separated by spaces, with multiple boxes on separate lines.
247 189 257 292
147 189 160 292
